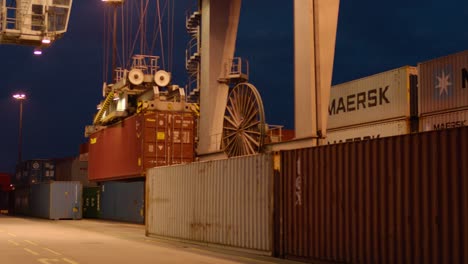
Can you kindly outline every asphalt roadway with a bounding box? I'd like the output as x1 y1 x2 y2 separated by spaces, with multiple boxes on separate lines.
0 214 303 264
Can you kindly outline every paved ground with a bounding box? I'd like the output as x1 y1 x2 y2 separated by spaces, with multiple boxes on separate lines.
0 214 300 264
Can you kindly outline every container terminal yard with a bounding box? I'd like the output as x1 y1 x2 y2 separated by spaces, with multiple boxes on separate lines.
0 0 467 263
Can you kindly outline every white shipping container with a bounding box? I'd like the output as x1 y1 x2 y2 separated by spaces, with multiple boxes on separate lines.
322 119 411 145
146 154 273 254
420 108 468 132
418 50 468 116
328 66 417 129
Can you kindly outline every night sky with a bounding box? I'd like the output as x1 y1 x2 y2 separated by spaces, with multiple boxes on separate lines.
0 0 467 173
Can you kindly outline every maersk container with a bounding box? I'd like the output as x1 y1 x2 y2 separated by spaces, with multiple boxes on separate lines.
29 182 82 220
88 111 195 181
83 187 100 218
420 108 468 132
322 119 411 145
328 66 417 130
100 181 144 224
418 50 468 116
146 154 274 255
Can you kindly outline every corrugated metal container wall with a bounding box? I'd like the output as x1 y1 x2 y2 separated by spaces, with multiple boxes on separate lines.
55 158 74 181
88 111 195 181
328 66 417 129
277 126 468 264
146 154 273 254
322 119 410 145
13 187 30 215
83 187 100 218
418 50 468 116
100 181 145 223
420 109 468 131
29 182 82 220
56 157 95 187
71 158 95 187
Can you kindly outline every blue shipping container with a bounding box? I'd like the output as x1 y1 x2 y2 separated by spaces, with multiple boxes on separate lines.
100 181 145 224
29 182 82 220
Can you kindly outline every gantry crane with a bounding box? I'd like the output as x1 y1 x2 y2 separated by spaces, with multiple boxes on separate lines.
0 0 73 49
189 0 340 159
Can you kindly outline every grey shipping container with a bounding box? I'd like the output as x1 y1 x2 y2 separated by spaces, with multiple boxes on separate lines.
418 50 468 116
100 181 144 224
146 154 274 255
328 66 417 129
29 182 82 220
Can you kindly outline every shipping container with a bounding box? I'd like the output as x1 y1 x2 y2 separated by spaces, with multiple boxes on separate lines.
0 191 8 213
328 66 417 129
146 154 273 254
88 111 195 181
100 181 144 223
55 157 96 187
322 119 411 145
0 173 12 191
420 108 468 132
14 159 55 186
14 187 30 215
79 142 89 161
83 187 100 218
29 182 82 220
418 50 468 116
277 126 468 264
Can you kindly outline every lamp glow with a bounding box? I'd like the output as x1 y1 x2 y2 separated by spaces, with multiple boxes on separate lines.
33 48 42 55
42 37 51 44
13 93 26 100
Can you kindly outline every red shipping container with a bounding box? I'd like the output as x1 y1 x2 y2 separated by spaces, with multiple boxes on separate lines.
88 111 195 181
0 173 12 192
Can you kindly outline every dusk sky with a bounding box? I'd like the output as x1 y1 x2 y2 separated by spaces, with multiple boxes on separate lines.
0 0 467 173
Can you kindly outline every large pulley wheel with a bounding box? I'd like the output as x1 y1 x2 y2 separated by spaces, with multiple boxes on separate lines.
222 83 266 157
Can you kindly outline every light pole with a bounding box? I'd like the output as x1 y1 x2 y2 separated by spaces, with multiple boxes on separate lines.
12 93 26 164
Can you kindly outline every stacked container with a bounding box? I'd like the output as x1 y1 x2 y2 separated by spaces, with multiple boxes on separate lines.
88 111 195 181
55 157 96 187
418 50 468 131
323 66 418 144
14 159 56 187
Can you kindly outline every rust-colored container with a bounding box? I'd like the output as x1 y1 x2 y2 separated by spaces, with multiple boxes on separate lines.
88 111 195 181
418 50 468 116
277 126 468 263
